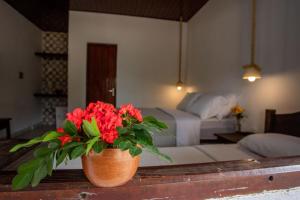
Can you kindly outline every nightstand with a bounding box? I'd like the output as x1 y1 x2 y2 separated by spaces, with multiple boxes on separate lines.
214 132 254 143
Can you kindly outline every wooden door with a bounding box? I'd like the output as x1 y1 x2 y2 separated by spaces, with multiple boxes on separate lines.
86 43 117 106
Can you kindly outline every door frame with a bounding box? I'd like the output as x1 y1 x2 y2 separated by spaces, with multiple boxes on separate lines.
86 42 118 106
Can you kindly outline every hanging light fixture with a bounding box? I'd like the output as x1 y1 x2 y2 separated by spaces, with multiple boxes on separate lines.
243 0 262 82
176 1 184 91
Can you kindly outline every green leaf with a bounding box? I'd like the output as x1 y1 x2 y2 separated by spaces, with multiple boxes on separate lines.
12 172 33 190
129 146 142 157
82 118 100 137
113 138 123 147
116 127 128 135
133 124 144 130
46 154 54 176
17 158 44 174
63 120 78 136
143 116 168 129
93 141 105 153
136 130 153 146
86 137 99 155
144 145 172 162
43 131 62 142
31 164 48 187
9 130 65 153
62 142 82 150
70 145 85 159
33 147 53 158
10 137 43 152
56 150 68 167
48 141 60 149
119 141 132 151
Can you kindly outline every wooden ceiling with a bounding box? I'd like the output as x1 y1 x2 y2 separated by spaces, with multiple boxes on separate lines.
70 0 210 21
4 0 69 32
4 0 209 32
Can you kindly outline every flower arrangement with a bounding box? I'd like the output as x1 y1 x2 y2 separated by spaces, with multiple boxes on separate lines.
10 101 171 190
231 105 245 132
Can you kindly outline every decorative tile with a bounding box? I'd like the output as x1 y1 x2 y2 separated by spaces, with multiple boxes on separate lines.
40 32 68 125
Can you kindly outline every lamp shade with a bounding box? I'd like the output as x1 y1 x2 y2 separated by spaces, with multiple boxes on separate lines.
176 80 184 91
242 64 262 82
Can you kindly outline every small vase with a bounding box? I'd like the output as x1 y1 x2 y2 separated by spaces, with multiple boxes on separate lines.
236 118 242 133
82 149 140 187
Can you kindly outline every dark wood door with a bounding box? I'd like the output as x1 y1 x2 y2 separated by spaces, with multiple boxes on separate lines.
86 43 117 106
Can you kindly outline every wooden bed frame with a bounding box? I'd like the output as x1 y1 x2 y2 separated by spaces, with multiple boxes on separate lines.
1 109 300 199
265 109 300 136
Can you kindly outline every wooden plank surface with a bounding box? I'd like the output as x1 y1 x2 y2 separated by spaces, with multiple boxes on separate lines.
1 156 300 199
0 140 37 170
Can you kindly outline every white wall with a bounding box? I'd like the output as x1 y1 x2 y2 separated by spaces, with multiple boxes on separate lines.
0 1 42 135
188 0 300 132
68 11 188 110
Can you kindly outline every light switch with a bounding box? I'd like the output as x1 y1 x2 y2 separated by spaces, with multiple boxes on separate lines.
19 72 24 79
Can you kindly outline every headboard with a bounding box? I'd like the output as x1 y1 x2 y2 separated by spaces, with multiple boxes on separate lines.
265 109 300 137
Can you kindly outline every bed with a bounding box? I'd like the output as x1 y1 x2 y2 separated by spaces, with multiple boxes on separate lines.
141 108 236 147
4 109 300 171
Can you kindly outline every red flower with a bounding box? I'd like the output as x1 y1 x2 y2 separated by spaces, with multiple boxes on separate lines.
56 128 65 134
119 104 143 122
66 108 85 129
56 127 72 146
84 101 122 144
58 134 72 146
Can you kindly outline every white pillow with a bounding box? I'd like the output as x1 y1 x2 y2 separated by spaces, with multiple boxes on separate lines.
176 92 201 111
216 94 238 120
238 133 300 157
186 94 228 119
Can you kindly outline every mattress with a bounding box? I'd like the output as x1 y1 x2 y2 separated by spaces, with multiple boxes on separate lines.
141 108 176 147
195 144 262 161
200 118 236 140
50 145 260 169
4 145 260 171
53 146 215 169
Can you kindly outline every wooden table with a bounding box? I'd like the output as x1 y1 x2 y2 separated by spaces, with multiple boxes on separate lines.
214 132 254 143
0 118 11 139
1 157 300 199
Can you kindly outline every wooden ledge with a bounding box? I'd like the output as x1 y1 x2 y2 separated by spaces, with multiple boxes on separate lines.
1 157 300 199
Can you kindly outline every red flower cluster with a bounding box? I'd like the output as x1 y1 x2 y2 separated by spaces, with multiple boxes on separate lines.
66 108 85 129
119 104 143 122
84 102 122 144
65 101 143 144
57 128 72 146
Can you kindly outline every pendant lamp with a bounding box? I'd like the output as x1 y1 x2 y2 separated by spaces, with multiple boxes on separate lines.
176 2 184 91
243 0 262 82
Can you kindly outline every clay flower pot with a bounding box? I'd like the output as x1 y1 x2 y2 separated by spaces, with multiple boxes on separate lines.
82 149 140 187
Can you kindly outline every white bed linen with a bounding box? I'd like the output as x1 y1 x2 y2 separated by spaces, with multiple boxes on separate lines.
195 144 261 161
200 118 236 140
142 108 236 146
5 145 260 171
54 146 214 169
160 108 201 146
55 145 260 169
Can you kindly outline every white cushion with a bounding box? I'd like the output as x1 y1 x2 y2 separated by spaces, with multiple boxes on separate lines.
238 133 300 157
176 92 201 111
216 94 238 120
186 94 228 119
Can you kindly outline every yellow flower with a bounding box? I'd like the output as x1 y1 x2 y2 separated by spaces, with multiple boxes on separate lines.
231 105 245 115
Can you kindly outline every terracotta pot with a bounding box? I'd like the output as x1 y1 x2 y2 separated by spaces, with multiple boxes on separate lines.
82 149 140 187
